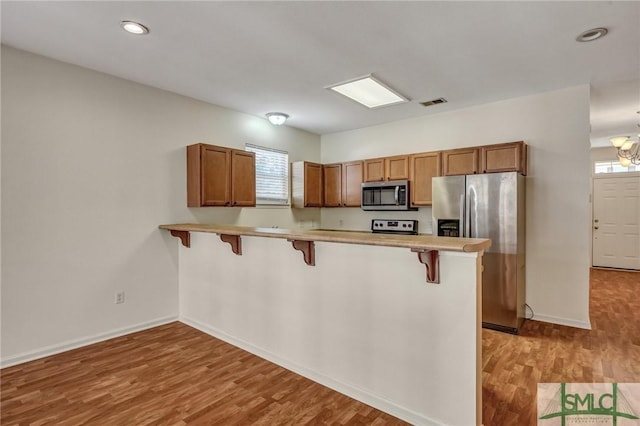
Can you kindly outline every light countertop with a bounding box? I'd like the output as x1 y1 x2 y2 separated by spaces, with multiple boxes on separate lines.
159 223 491 253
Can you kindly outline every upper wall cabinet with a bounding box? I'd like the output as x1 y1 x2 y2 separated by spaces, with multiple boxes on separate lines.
342 161 364 207
442 148 480 176
443 142 528 176
230 150 257 206
481 141 527 175
323 161 363 207
364 155 409 182
409 152 442 206
363 158 385 182
323 163 342 207
187 143 256 207
292 161 323 208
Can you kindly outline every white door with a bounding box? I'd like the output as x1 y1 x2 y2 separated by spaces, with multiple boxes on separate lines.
593 176 640 270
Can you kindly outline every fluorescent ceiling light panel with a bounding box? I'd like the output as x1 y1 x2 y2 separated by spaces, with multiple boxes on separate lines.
327 75 408 108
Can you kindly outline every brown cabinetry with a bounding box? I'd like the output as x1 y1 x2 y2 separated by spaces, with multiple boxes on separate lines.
386 155 410 180
481 141 527 175
342 161 364 207
442 148 480 176
292 161 323 208
323 163 342 207
409 152 441 206
323 161 363 207
187 143 256 207
364 155 409 182
364 158 385 182
230 150 257 206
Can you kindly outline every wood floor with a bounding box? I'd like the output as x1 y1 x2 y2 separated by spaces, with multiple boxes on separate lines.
482 268 640 425
2 268 638 425
0 323 406 425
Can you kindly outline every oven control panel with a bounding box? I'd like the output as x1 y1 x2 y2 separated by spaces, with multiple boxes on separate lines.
371 219 418 235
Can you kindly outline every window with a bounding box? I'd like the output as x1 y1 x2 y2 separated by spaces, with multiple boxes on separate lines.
594 160 637 174
245 144 289 205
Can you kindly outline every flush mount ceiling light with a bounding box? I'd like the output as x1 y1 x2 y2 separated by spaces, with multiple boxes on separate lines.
266 112 289 126
576 27 607 42
120 21 149 35
326 75 409 109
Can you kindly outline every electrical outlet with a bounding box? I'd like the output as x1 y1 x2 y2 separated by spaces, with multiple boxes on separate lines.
115 291 125 304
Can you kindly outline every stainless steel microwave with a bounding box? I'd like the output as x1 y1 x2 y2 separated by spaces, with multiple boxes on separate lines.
361 180 417 211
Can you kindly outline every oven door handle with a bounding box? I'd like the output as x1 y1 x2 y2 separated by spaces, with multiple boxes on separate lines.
394 186 399 205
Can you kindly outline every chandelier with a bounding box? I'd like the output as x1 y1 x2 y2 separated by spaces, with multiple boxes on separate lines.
609 111 640 166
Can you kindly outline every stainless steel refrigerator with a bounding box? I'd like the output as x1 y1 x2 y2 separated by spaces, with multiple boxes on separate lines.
432 172 525 334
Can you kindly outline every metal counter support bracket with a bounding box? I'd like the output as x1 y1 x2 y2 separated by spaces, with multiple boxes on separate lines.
170 230 191 248
219 234 242 255
411 249 440 283
289 240 315 266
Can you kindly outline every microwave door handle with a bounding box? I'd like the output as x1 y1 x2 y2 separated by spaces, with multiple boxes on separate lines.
394 186 399 205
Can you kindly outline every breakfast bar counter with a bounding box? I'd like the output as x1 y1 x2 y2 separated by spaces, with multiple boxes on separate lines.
160 223 489 425
160 223 491 252
160 223 490 285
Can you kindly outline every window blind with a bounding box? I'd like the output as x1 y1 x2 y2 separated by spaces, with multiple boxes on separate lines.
245 144 289 205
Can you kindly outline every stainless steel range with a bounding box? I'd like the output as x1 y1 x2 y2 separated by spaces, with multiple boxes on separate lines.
371 219 418 235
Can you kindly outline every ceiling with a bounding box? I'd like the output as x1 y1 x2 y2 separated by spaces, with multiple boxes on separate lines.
2 1 639 145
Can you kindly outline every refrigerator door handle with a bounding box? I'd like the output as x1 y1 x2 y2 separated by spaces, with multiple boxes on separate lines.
459 193 465 237
464 190 471 238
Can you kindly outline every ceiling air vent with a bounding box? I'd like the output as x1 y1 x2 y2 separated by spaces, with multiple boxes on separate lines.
420 98 447 107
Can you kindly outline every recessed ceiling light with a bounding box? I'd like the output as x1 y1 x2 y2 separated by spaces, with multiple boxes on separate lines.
326 75 409 109
576 27 607 42
120 21 149 35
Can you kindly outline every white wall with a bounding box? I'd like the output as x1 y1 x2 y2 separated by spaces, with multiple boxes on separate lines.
590 146 623 167
322 86 592 329
179 232 482 426
0 46 321 365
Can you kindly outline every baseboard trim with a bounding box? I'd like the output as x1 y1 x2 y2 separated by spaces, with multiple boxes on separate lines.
1 316 178 369
531 314 592 330
179 316 441 426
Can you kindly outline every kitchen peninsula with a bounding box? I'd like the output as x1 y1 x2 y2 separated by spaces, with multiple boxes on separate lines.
160 223 490 425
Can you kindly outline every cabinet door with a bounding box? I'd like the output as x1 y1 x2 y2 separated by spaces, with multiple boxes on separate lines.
231 150 256 207
481 141 527 175
342 161 363 207
323 164 342 207
364 158 385 182
410 152 441 206
304 162 324 207
442 148 479 176
201 145 232 206
386 155 409 181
